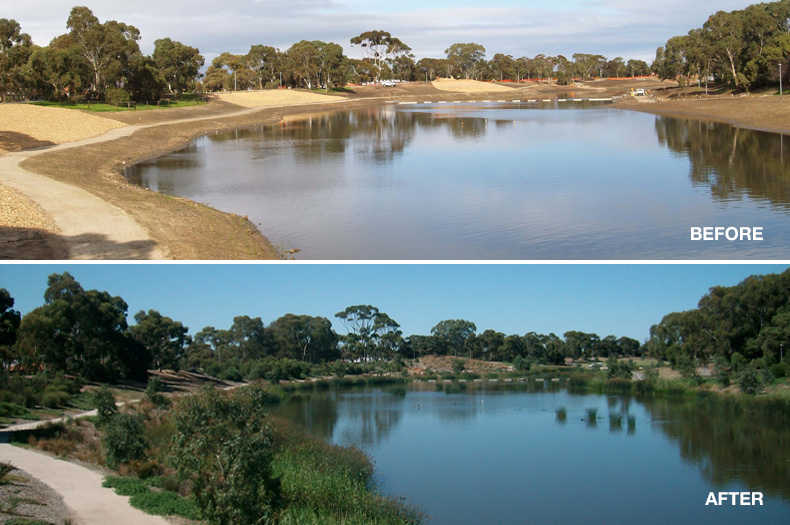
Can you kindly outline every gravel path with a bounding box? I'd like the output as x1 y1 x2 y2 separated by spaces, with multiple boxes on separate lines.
0 127 165 260
0 184 57 233
0 444 170 525
0 465 74 524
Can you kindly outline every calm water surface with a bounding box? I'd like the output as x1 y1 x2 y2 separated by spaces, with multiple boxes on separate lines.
128 103 790 259
273 383 790 524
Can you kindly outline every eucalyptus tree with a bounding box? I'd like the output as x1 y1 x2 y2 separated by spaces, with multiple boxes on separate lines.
152 38 203 93
246 44 280 89
0 289 21 372
66 6 141 94
350 30 411 83
445 43 486 79
431 319 477 357
335 305 400 361
269 314 338 363
16 272 148 381
0 18 32 100
490 53 515 81
131 309 190 371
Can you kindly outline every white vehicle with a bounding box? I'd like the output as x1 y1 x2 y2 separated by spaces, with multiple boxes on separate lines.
381 80 395 87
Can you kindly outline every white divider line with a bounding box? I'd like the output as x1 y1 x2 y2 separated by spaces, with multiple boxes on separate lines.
453 101 461 103
438 100 447 103
512 99 521 102
398 101 417 104
423 101 431 104
542 99 551 102
497 99 506 102
558 99 567 102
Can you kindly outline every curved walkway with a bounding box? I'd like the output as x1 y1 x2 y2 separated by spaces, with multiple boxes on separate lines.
0 444 170 525
0 127 164 259
1 98 357 260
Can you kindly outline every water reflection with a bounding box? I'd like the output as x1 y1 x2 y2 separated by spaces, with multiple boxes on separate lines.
128 105 790 259
655 117 790 211
643 397 790 498
273 383 790 512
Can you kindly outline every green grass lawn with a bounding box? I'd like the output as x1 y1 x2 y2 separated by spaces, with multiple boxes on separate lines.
31 95 205 112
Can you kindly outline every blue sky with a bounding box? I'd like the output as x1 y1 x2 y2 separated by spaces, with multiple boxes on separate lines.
1 264 786 342
6 1 754 63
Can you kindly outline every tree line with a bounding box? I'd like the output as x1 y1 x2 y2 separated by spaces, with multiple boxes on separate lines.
0 6 654 103
653 0 790 90
648 268 790 373
1 272 645 383
2 269 789 384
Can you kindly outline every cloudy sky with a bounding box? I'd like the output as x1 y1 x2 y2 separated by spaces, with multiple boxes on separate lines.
6 1 753 63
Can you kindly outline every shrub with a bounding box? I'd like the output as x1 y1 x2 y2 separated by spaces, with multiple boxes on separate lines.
451 359 465 374
218 366 243 382
0 461 14 480
171 386 282 525
102 413 147 469
130 490 201 520
42 390 70 408
737 365 762 395
555 406 567 422
568 374 589 390
106 88 131 104
770 362 789 379
585 408 598 421
513 355 531 372
93 386 117 427
146 377 169 408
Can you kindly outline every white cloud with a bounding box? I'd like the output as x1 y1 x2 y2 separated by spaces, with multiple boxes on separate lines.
2 0 758 61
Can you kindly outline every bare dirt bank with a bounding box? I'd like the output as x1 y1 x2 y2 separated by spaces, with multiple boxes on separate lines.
614 95 790 135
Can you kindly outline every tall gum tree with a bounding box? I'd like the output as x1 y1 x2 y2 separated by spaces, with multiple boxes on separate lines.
350 30 410 83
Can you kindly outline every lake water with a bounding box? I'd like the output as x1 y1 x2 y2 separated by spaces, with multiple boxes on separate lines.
272 383 790 524
127 103 790 259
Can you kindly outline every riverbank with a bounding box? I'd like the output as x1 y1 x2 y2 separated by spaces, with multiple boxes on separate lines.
4 78 788 259
614 85 790 135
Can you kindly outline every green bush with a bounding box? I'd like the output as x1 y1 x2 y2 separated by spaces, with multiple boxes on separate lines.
103 475 149 496
513 355 531 372
146 377 169 407
770 362 789 379
130 490 201 520
172 386 281 525
451 359 465 374
102 413 147 469
104 476 201 520
41 390 70 408
93 386 117 427
106 88 131 104
737 365 762 395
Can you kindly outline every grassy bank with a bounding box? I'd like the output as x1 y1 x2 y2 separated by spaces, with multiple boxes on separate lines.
20 382 421 525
